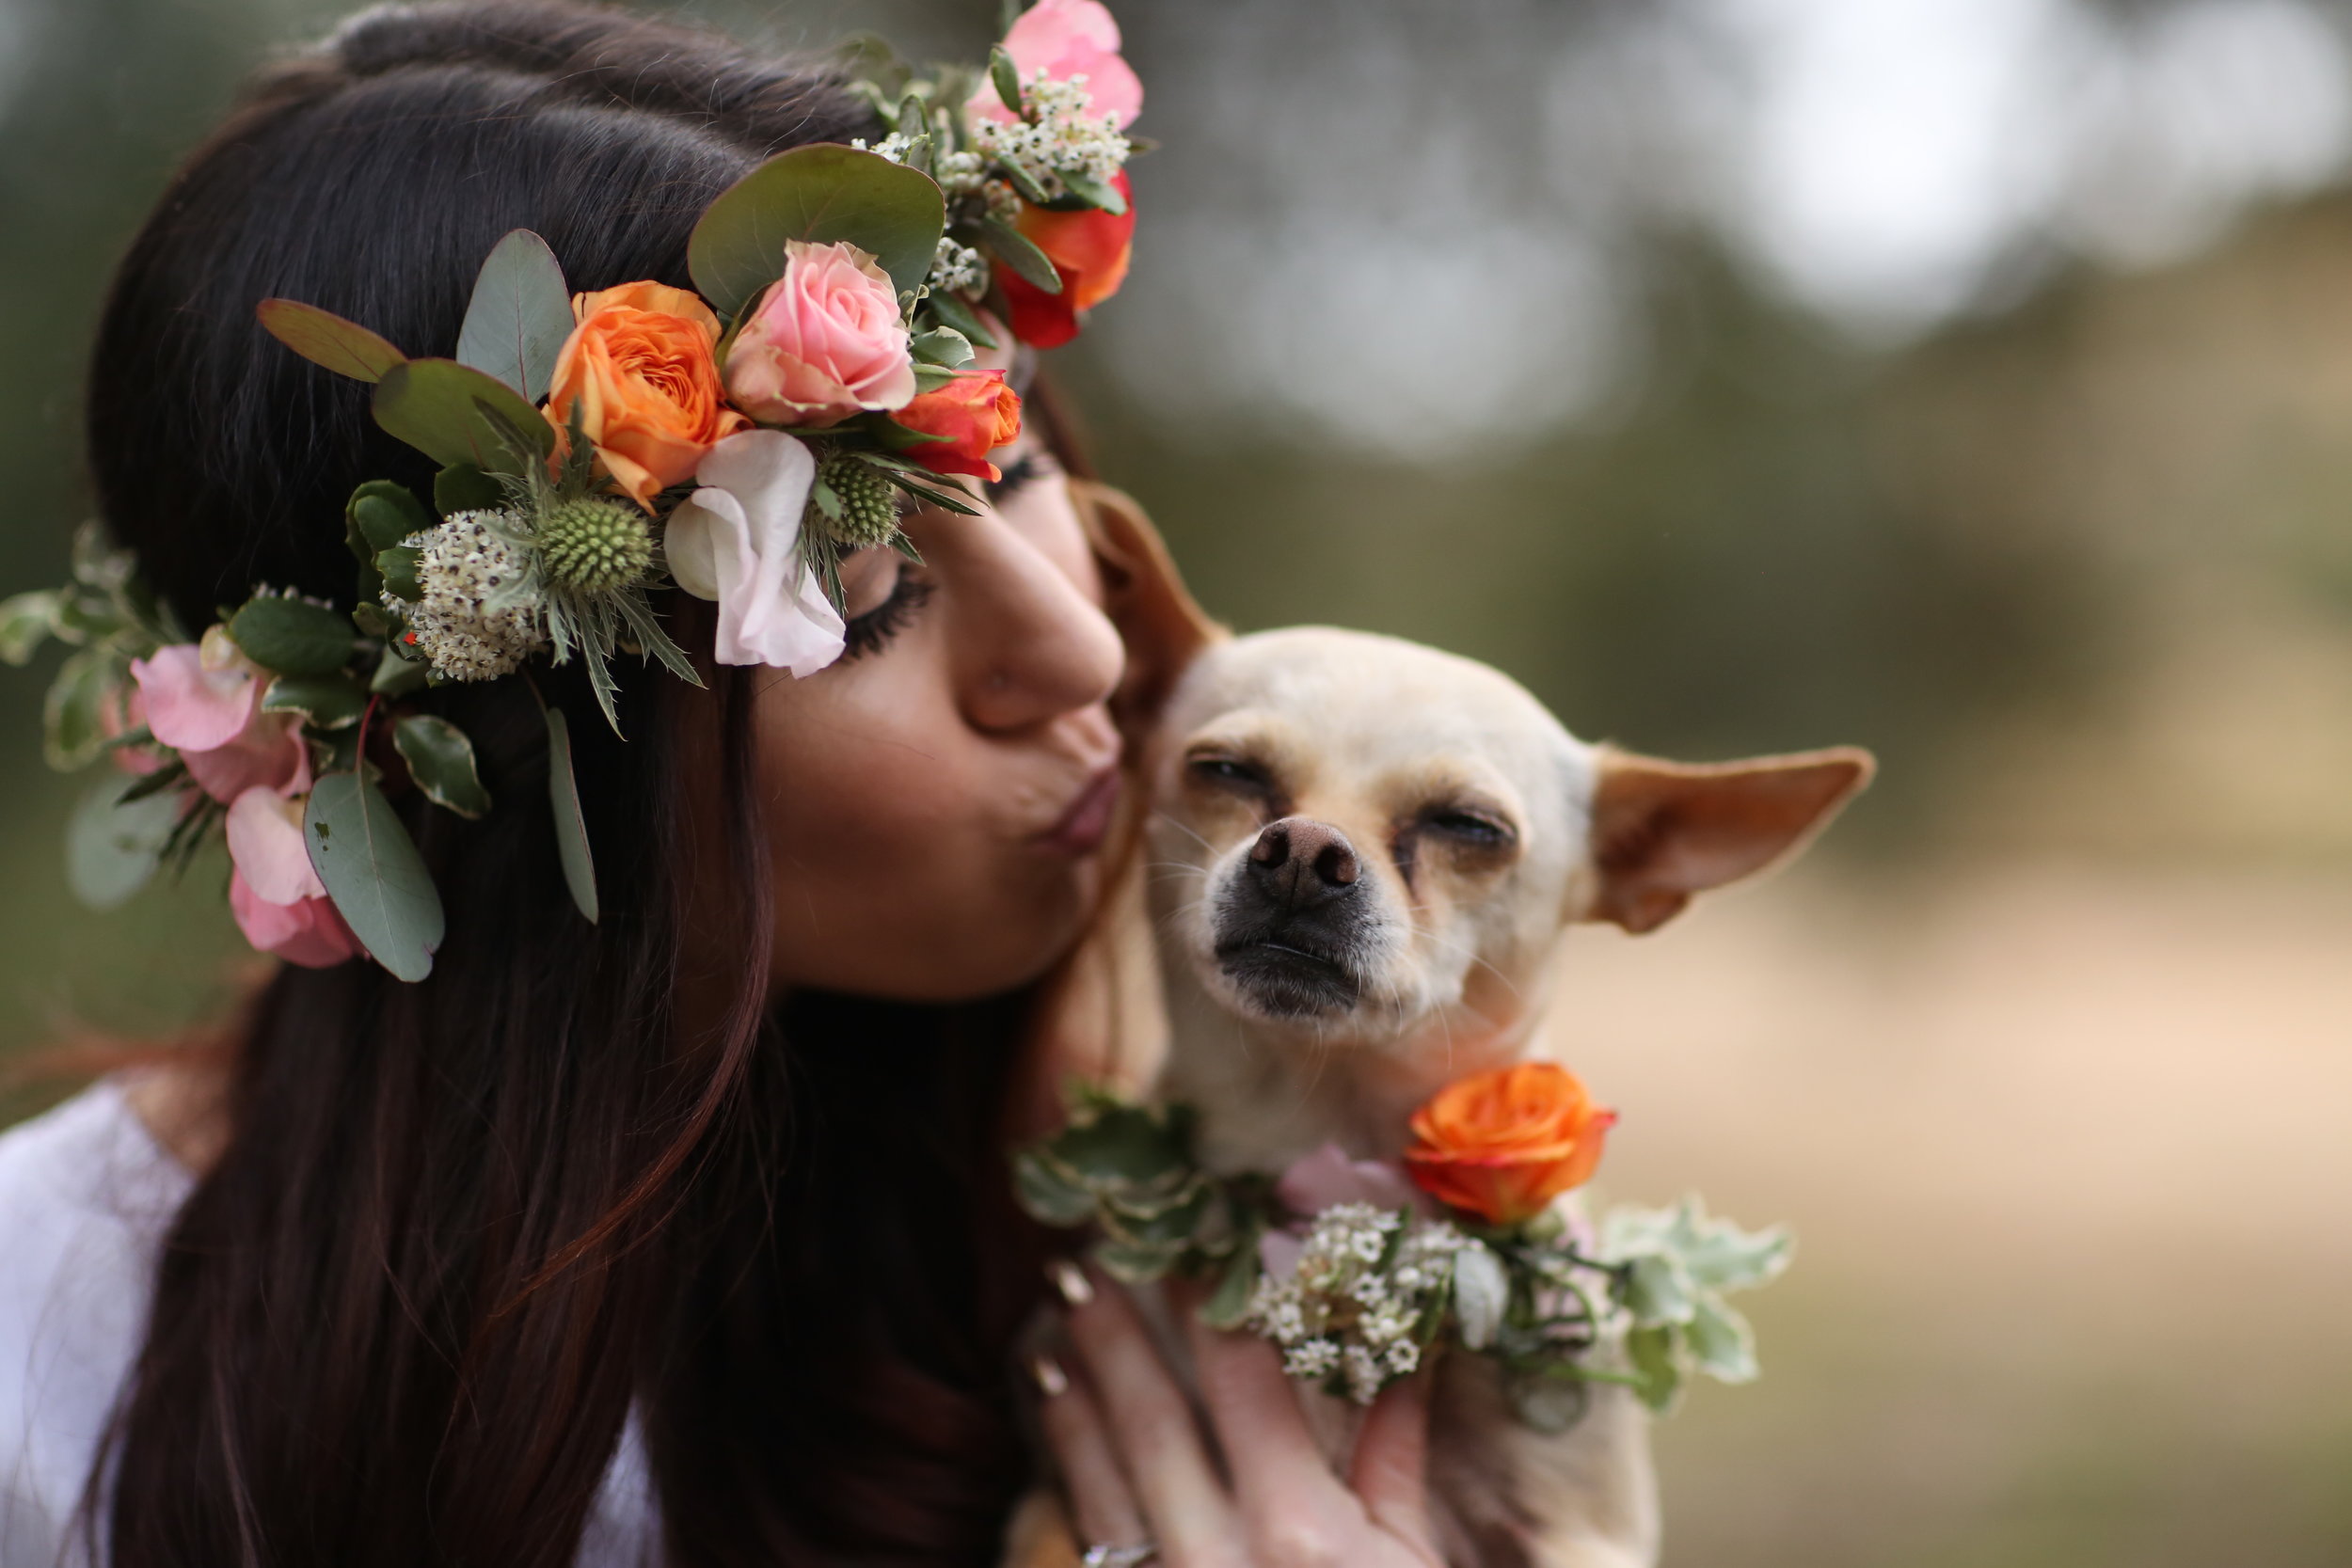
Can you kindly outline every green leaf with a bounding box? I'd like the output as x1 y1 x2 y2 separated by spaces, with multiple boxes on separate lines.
347 481 429 556
996 158 1057 209
229 596 357 678
976 216 1063 294
352 603 395 638
1624 1253 1697 1328
910 326 974 368
372 358 555 474
610 589 703 688
394 714 491 818
306 770 444 982
0 590 62 665
44 646 119 770
911 362 961 393
1012 1148 1101 1227
435 463 507 516
1093 1238 1185 1284
375 546 424 603
455 229 574 403
1686 1295 1760 1384
1627 1324 1684 1413
988 44 1025 119
1200 1229 1264 1330
370 641 428 696
891 474 983 516
1057 168 1127 214
688 144 946 316
544 705 598 923
262 674 367 730
923 288 998 350
66 770 183 910
255 298 405 382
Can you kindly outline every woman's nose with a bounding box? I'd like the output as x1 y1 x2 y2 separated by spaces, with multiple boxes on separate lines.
955 517 1125 733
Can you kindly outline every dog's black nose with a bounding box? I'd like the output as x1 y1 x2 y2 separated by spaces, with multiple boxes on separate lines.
1247 817 1359 909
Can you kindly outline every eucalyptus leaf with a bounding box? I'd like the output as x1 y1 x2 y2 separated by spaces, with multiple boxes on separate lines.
262 674 368 730
1057 168 1127 214
1686 1295 1759 1384
987 43 1024 120
544 705 598 923
375 546 424 603
347 481 429 555
435 463 507 516
371 641 428 695
230 596 357 678
256 298 406 383
455 229 573 403
372 358 555 474
306 770 443 982
910 325 974 367
976 216 1062 294
687 144 946 316
66 771 183 910
393 714 491 818
923 288 998 350
0 591 61 665
995 158 1056 209
44 646 118 769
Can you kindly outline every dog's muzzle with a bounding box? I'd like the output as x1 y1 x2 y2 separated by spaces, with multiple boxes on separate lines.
1211 816 1370 1017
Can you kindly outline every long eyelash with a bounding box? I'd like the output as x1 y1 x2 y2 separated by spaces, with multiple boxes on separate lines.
985 451 1041 501
837 574 935 661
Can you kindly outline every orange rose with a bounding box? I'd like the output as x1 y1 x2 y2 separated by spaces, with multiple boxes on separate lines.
547 281 748 511
996 171 1136 349
1403 1063 1616 1226
890 369 1024 482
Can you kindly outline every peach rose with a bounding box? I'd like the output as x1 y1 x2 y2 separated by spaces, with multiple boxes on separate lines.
547 281 748 512
723 241 915 429
997 171 1136 349
1403 1062 1617 1226
966 0 1143 129
890 369 1023 482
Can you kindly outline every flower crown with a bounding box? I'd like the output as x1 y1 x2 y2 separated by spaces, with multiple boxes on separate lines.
0 0 1142 983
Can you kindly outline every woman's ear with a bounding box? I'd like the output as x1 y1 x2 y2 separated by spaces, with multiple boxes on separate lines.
1068 479 1224 740
1581 745 1876 933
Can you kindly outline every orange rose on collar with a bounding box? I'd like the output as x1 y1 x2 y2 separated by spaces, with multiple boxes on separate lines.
1403 1062 1616 1226
547 281 748 511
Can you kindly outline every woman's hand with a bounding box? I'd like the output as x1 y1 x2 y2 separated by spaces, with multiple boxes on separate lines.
1035 1263 1445 1568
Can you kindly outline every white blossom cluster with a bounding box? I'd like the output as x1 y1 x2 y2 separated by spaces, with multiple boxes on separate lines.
931 147 988 198
393 510 547 682
849 132 920 165
929 236 988 296
967 71 1131 200
1244 1205 1471 1405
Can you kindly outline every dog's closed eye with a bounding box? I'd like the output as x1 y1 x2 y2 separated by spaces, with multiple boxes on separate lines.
1184 750 1283 806
1420 805 1516 849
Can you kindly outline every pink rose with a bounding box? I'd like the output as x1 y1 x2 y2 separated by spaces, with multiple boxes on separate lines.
224 787 358 968
130 628 310 802
723 241 915 428
968 0 1142 129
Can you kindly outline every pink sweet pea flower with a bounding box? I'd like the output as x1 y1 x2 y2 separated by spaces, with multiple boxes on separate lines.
224 787 358 968
968 0 1142 128
130 628 310 801
1275 1142 1434 1217
665 429 845 674
723 241 915 429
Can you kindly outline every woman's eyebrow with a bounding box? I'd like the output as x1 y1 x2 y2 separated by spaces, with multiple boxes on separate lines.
985 451 1042 501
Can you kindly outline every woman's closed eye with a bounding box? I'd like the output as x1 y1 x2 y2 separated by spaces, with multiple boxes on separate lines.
839 569 935 660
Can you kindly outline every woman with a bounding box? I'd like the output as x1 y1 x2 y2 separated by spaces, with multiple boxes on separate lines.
0 3 1447 1564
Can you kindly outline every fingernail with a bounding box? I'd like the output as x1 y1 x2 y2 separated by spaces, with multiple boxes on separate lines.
1049 1259 1094 1307
1030 1353 1069 1398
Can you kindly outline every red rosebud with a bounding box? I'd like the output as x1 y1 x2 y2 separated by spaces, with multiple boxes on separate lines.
890 369 1024 482
997 171 1136 349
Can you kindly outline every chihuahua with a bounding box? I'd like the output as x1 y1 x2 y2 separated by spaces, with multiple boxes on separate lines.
1140 626 1872 1568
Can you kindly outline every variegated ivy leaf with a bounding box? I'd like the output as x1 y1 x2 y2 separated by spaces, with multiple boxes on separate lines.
1623 1252 1697 1329
1686 1295 1761 1384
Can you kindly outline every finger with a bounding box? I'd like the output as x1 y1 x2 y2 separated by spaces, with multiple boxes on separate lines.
1181 1295 1350 1524
1032 1351 1150 1549
1057 1264 1246 1567
1348 1359 1438 1549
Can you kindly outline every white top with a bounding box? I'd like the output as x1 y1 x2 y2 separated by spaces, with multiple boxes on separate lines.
0 1080 660 1565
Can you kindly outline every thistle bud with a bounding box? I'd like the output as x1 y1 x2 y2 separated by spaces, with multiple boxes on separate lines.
535 497 655 593
815 455 902 548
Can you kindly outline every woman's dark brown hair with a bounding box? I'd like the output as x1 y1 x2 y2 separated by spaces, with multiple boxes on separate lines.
83 3 1073 1560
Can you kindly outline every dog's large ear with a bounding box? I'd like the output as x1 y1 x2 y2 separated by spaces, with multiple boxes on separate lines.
1070 480 1226 740
1582 746 1875 933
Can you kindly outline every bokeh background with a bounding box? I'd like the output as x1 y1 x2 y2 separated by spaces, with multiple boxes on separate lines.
4 0 2349 1561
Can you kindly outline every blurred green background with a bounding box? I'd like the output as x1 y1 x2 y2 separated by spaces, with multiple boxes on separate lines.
4 0 2348 1563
